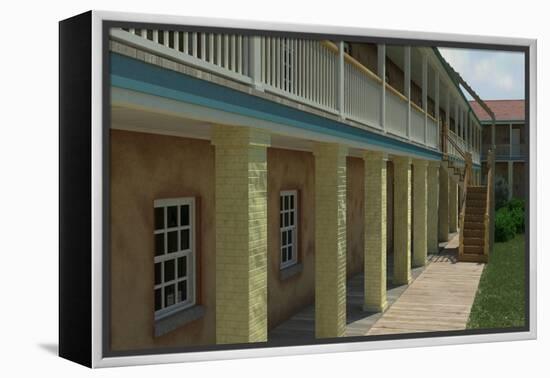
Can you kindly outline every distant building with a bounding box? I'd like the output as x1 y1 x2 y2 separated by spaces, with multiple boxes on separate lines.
471 100 526 199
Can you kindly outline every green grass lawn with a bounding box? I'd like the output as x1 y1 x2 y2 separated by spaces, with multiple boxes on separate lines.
467 233 526 329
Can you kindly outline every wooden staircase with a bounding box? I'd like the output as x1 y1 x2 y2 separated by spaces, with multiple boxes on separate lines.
445 134 494 263
460 186 488 262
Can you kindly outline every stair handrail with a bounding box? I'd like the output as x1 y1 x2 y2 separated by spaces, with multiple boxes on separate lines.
458 151 473 258
484 148 495 257
446 132 467 161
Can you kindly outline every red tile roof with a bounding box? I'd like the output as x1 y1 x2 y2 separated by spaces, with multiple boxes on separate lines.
469 99 525 122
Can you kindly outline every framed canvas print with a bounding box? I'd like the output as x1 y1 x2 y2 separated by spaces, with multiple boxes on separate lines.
59 10 537 368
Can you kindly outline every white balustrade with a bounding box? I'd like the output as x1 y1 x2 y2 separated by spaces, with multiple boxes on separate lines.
385 88 407 136
411 107 425 143
343 58 381 127
112 28 480 160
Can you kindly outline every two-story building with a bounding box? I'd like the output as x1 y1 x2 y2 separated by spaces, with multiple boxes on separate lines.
107 26 492 352
472 100 526 200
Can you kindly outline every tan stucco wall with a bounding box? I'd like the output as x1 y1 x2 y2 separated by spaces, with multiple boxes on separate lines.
110 130 400 347
346 157 365 278
266 148 316 329
110 129 216 351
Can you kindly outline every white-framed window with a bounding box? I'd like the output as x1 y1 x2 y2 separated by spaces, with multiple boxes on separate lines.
280 190 298 269
153 197 196 320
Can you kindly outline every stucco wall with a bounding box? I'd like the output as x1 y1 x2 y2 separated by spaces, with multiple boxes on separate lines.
110 130 398 347
110 129 216 351
266 148 315 329
346 157 365 277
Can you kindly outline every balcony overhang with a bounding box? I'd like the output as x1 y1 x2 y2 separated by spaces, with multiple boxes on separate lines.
110 52 443 161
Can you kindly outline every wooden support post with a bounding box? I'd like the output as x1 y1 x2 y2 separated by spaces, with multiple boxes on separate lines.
435 72 440 150
378 44 386 131
337 41 345 118
422 54 428 144
405 46 411 139
249 36 262 89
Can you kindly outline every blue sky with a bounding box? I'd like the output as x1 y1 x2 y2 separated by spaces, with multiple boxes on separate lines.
439 48 525 100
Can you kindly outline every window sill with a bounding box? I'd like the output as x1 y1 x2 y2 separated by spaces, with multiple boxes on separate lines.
154 305 205 337
280 262 303 281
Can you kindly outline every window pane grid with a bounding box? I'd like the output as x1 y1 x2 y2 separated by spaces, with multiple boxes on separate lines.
280 191 298 269
153 198 195 318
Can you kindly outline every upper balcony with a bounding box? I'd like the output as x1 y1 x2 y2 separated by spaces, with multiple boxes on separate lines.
110 28 482 165
481 143 527 161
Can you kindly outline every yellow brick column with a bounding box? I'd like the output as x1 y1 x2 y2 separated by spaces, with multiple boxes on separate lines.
427 162 440 254
363 151 387 312
412 159 428 267
314 143 347 338
438 165 449 242
449 178 458 233
212 125 270 344
393 156 411 285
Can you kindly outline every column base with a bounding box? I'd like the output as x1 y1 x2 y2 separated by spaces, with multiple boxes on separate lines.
363 301 388 313
392 277 412 286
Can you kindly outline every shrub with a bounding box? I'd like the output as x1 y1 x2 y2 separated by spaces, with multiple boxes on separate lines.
495 207 516 242
494 176 509 210
506 198 525 233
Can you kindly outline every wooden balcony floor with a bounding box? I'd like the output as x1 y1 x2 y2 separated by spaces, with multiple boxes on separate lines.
268 233 484 342
268 254 427 343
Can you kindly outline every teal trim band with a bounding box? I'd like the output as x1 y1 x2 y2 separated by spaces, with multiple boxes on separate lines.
110 53 443 161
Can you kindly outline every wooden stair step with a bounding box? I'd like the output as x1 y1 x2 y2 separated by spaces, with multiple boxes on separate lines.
464 221 484 229
463 237 484 246
465 214 484 222
467 192 486 200
463 229 484 238
464 245 483 254
466 200 486 208
466 203 485 214
468 186 487 192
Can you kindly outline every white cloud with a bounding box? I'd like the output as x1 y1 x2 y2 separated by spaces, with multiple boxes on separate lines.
439 48 524 100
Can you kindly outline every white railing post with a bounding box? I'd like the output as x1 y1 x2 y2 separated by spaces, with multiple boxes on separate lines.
454 99 459 136
464 111 470 151
249 36 263 90
405 46 411 139
458 106 464 140
446 90 450 143
378 44 386 131
422 53 428 144
435 71 440 149
337 41 345 118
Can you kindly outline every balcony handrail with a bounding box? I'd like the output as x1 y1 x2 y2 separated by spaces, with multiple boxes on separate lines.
321 40 383 84
458 151 473 258
112 28 478 159
447 131 467 160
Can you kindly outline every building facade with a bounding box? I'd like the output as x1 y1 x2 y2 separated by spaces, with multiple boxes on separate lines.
472 100 526 200
108 28 488 351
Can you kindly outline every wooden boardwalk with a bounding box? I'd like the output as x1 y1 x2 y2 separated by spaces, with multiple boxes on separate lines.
269 233 485 342
269 254 427 343
367 246 485 335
